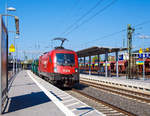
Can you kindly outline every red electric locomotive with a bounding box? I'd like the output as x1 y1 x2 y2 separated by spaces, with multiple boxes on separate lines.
38 38 79 87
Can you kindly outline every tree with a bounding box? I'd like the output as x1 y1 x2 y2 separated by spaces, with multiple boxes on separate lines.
92 56 101 63
108 56 115 61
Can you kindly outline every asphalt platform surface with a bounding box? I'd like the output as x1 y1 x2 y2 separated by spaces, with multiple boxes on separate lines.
3 70 65 116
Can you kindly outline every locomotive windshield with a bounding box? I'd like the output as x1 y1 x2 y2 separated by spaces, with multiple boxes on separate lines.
56 53 75 66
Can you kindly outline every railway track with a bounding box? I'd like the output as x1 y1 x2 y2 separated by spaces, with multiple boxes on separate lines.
72 88 136 116
80 80 150 104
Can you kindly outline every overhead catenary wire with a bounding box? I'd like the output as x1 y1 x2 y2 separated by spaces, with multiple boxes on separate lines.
60 0 104 36
78 20 150 49
80 29 126 48
64 0 118 36
64 0 82 21
133 20 150 28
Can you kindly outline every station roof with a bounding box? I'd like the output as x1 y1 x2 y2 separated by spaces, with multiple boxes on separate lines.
76 46 127 57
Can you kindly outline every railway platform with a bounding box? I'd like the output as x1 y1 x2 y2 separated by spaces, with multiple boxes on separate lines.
80 74 150 94
2 70 104 116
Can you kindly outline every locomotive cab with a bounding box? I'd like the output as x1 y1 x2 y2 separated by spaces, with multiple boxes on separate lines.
38 48 79 88
38 38 79 88
52 50 79 87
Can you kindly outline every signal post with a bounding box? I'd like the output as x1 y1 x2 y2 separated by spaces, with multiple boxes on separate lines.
127 24 134 79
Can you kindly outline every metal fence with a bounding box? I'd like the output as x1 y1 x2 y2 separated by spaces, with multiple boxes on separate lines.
0 15 8 114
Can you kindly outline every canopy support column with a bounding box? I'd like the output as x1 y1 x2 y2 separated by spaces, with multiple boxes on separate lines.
105 52 108 77
116 51 119 77
83 57 85 72
97 54 100 75
89 56 91 75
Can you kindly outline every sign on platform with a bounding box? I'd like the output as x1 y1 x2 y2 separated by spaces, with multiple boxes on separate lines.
139 48 143 54
136 61 144 65
146 48 149 52
103 63 110 66
9 44 15 52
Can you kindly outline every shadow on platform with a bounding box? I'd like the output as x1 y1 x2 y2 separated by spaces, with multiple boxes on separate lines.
77 107 94 116
4 91 51 114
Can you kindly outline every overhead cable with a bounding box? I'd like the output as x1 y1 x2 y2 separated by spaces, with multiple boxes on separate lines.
64 0 117 36
61 0 104 36
80 19 150 48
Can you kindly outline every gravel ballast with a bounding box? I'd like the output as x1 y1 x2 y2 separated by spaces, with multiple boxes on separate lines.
67 84 150 116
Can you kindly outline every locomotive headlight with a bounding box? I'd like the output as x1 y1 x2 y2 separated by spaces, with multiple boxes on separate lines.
75 68 78 73
54 67 57 73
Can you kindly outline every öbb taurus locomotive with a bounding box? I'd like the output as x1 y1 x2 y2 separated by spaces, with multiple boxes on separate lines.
38 38 79 87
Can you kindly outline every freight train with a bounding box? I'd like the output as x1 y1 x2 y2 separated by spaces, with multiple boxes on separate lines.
79 58 150 75
31 59 39 75
37 38 79 88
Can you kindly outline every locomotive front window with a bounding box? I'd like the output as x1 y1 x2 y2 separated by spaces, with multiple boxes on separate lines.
56 53 75 66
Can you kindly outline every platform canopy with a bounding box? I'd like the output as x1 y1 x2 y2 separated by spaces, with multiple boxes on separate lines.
76 46 127 57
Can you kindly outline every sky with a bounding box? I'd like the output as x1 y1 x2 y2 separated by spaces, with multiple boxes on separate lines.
0 0 150 60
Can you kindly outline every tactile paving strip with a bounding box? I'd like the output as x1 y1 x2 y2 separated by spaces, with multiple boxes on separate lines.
28 71 105 116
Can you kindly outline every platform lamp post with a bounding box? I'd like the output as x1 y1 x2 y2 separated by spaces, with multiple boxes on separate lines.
15 36 19 73
6 7 18 74
7 7 16 12
5 7 16 27
3 14 19 75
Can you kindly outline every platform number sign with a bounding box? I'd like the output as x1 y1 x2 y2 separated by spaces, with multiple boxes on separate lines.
9 44 15 52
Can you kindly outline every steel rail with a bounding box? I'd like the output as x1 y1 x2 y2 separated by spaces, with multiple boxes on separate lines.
80 80 150 103
72 88 136 116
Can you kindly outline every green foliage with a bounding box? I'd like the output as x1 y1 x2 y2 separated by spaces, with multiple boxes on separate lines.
92 56 101 63
108 56 115 61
